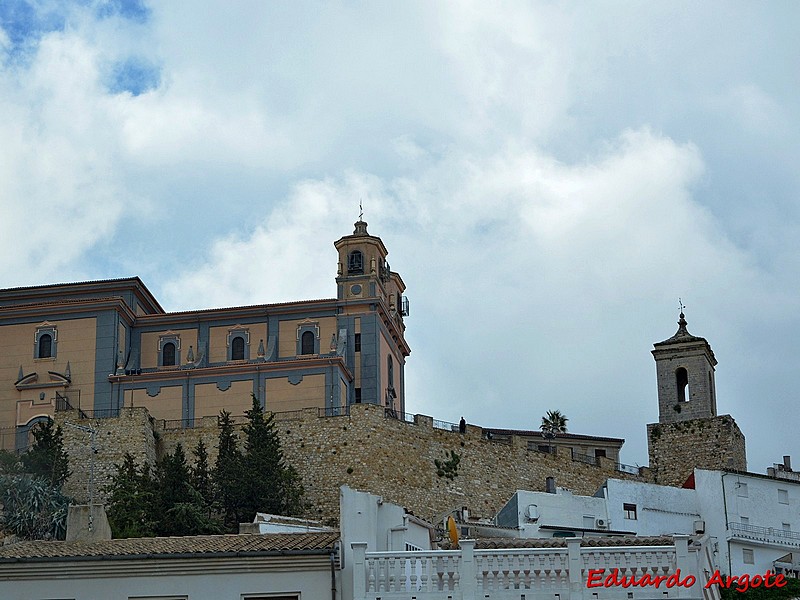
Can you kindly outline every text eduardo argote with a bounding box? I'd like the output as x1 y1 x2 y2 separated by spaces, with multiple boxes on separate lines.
586 568 787 593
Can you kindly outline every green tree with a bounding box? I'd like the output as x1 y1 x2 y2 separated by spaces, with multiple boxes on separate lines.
191 438 214 508
540 410 568 453
155 444 221 536
21 420 71 488
240 395 304 520
104 453 157 538
213 410 245 530
0 474 70 540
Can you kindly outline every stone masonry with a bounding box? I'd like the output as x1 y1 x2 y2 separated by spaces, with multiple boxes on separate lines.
647 414 746 487
56 408 157 503
60 404 645 525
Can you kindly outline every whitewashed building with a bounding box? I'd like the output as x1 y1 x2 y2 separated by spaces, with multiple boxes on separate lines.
690 468 800 577
490 465 800 578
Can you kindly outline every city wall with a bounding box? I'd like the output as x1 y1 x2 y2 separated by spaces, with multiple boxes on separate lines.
60 404 646 524
647 414 746 487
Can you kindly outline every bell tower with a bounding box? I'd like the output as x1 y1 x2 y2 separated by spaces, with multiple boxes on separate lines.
652 312 717 424
334 219 407 313
334 219 410 413
647 311 746 485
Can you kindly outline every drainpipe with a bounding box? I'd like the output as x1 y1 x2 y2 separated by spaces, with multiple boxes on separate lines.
721 472 732 575
330 550 338 600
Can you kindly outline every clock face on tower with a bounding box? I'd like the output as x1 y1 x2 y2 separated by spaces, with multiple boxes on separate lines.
350 284 362 295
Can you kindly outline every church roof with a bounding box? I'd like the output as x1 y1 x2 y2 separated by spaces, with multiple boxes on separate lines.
653 312 708 346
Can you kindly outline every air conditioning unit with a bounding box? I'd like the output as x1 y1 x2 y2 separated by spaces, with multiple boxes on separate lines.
595 518 608 529
694 520 705 534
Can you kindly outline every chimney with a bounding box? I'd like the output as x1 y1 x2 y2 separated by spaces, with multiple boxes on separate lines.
784 456 792 472
546 477 556 494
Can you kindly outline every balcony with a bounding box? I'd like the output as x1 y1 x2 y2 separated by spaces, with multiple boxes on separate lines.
728 522 800 549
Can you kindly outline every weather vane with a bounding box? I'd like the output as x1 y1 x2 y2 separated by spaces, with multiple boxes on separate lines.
359 199 363 221
679 298 685 314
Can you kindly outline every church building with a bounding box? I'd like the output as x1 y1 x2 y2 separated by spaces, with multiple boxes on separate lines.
0 220 410 451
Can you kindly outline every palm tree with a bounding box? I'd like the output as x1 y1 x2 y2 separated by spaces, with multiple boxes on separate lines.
540 410 568 454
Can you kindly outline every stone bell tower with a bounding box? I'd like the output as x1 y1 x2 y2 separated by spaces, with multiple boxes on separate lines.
647 312 746 486
652 312 718 424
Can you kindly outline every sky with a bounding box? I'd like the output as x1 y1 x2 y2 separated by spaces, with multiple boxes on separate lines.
1 0 798 473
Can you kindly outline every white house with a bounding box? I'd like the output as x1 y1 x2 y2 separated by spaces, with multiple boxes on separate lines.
489 466 800 578
690 468 800 577
0 531 340 600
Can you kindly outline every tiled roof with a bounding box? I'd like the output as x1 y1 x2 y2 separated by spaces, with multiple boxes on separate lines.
484 428 625 444
0 532 339 562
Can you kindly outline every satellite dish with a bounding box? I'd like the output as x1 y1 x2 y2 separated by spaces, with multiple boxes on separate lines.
447 516 459 547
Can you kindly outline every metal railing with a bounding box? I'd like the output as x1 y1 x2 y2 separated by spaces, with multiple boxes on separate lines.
384 408 416 423
319 405 350 417
729 521 800 542
571 450 598 465
616 462 641 475
53 390 86 418
432 418 459 432
71 408 120 419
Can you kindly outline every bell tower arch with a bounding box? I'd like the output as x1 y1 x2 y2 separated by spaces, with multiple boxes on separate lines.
652 312 717 424
647 310 746 485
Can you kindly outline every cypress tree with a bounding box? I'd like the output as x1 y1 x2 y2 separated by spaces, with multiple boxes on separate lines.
213 410 244 530
241 395 303 520
105 453 157 538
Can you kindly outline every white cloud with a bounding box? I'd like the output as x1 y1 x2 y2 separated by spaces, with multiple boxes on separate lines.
0 1 797 471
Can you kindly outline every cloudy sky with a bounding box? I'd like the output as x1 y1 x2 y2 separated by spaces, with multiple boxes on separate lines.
1 1 798 472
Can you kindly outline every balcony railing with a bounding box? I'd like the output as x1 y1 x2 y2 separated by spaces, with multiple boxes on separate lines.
729 522 800 545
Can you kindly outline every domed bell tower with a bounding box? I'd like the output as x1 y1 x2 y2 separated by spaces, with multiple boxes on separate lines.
334 219 409 413
334 220 407 316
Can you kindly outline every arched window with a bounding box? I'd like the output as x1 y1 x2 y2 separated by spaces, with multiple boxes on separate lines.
387 355 394 391
348 250 364 274
301 331 315 355
38 334 52 359
231 336 245 360
676 367 689 402
162 342 176 366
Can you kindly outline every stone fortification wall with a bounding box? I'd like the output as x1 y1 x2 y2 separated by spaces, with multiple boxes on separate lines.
62 404 644 524
647 414 746 487
271 405 645 524
56 408 157 502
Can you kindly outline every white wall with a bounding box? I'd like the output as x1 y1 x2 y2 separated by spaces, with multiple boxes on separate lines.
504 489 608 537
339 485 434 600
694 469 800 576
0 562 332 600
604 479 700 536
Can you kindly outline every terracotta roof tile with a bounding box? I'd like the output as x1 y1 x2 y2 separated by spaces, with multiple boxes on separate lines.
0 532 339 561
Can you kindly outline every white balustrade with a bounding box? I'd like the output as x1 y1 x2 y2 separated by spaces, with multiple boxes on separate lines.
352 535 711 600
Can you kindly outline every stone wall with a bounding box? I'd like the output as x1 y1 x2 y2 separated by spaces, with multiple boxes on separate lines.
56 408 157 502
62 404 645 524
647 414 746 487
